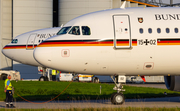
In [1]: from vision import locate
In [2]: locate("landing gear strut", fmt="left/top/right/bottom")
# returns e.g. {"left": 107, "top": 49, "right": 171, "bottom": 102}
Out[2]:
{"left": 110, "top": 75, "right": 126, "bottom": 105}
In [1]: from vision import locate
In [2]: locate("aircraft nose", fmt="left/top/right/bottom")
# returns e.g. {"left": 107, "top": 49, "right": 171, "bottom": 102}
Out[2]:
{"left": 33, "top": 46, "right": 52, "bottom": 67}
{"left": 2, "top": 45, "right": 14, "bottom": 59}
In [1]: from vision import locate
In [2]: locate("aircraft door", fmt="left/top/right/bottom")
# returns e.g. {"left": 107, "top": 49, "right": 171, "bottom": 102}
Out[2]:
{"left": 26, "top": 33, "right": 37, "bottom": 50}
{"left": 113, "top": 15, "right": 131, "bottom": 49}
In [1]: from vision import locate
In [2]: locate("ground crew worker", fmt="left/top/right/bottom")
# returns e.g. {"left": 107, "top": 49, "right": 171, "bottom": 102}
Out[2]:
{"left": 52, "top": 69, "right": 57, "bottom": 81}
{"left": 4, "top": 75, "right": 15, "bottom": 108}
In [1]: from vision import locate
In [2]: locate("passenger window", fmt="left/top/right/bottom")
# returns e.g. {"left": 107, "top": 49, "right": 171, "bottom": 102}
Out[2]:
{"left": 57, "top": 26, "right": 71, "bottom": 35}
{"left": 175, "top": 28, "right": 178, "bottom": 33}
{"left": 11, "top": 39, "right": 18, "bottom": 43}
{"left": 82, "top": 26, "right": 91, "bottom": 35}
{"left": 69, "top": 26, "right": 80, "bottom": 35}
{"left": 139, "top": 28, "right": 143, "bottom": 34}
{"left": 166, "top": 28, "right": 170, "bottom": 33}
{"left": 157, "top": 28, "right": 161, "bottom": 33}
{"left": 148, "top": 28, "right": 152, "bottom": 34}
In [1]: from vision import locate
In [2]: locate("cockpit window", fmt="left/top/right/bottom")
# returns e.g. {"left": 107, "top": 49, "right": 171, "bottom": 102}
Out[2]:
{"left": 11, "top": 39, "right": 18, "bottom": 43}
{"left": 82, "top": 26, "right": 91, "bottom": 35}
{"left": 69, "top": 26, "right": 80, "bottom": 35}
{"left": 57, "top": 26, "right": 71, "bottom": 35}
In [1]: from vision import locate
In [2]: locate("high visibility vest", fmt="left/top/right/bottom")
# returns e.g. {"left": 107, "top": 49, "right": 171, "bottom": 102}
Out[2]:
{"left": 5, "top": 79, "right": 12, "bottom": 90}
{"left": 52, "top": 70, "right": 56, "bottom": 75}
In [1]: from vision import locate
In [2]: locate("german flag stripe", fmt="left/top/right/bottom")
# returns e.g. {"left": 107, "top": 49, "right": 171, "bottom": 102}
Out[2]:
{"left": 3, "top": 45, "right": 37, "bottom": 49}
{"left": 37, "top": 39, "right": 137, "bottom": 47}
{"left": 157, "top": 39, "right": 180, "bottom": 45}
{"left": 3, "top": 39, "right": 137, "bottom": 49}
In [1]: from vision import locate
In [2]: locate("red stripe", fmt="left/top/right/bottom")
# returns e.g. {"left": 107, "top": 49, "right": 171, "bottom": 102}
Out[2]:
{"left": 39, "top": 40, "right": 138, "bottom": 47}
{"left": 4, "top": 46, "right": 26, "bottom": 49}
{"left": 132, "top": 41, "right": 137, "bottom": 43}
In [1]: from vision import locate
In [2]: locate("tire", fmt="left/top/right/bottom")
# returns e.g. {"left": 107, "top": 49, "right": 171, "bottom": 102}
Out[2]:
{"left": 39, "top": 76, "right": 46, "bottom": 81}
{"left": 1, "top": 74, "right": 7, "bottom": 80}
{"left": 94, "top": 77, "right": 99, "bottom": 83}
{"left": 112, "top": 93, "right": 125, "bottom": 105}
{"left": 110, "top": 92, "right": 117, "bottom": 104}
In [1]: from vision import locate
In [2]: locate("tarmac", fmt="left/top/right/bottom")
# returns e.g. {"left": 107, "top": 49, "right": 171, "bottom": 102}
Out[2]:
{"left": 0, "top": 96, "right": 180, "bottom": 109}
{"left": 0, "top": 84, "right": 179, "bottom": 109}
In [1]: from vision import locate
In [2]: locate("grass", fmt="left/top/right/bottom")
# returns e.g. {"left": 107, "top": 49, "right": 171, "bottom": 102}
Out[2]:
{"left": 1, "top": 108, "right": 180, "bottom": 111}
{"left": 0, "top": 81, "right": 180, "bottom": 102}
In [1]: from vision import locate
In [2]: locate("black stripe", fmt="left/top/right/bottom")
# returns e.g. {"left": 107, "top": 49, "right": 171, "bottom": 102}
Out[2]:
{"left": 45, "top": 39, "right": 99, "bottom": 42}
{"left": 45, "top": 39, "right": 137, "bottom": 43}
{"left": 158, "top": 38, "right": 180, "bottom": 41}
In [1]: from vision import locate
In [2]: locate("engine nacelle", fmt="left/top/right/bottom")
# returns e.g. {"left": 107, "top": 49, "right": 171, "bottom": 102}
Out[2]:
{"left": 164, "top": 76, "right": 180, "bottom": 91}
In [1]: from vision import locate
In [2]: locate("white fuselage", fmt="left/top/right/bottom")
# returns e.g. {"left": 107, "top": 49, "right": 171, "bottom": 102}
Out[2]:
{"left": 2, "top": 27, "right": 61, "bottom": 66}
{"left": 33, "top": 7, "right": 180, "bottom": 76}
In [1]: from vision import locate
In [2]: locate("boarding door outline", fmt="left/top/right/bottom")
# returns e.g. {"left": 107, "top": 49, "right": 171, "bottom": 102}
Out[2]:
{"left": 113, "top": 15, "right": 131, "bottom": 49}
{"left": 26, "top": 33, "right": 37, "bottom": 50}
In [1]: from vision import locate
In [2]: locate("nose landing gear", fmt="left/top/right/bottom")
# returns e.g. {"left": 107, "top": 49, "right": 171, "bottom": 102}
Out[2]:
{"left": 110, "top": 75, "right": 126, "bottom": 105}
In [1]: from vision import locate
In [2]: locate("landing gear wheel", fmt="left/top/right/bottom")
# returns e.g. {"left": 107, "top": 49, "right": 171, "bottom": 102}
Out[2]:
{"left": 110, "top": 92, "right": 117, "bottom": 103}
{"left": 112, "top": 93, "right": 124, "bottom": 105}
{"left": 39, "top": 76, "right": 48, "bottom": 81}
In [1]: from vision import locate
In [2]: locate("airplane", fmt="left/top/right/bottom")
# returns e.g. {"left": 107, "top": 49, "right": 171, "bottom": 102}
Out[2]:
{"left": 33, "top": 6, "right": 180, "bottom": 105}
{"left": 2, "top": 27, "right": 61, "bottom": 81}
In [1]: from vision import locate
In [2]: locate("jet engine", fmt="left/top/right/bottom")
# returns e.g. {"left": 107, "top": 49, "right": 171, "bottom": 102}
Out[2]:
{"left": 164, "top": 76, "right": 180, "bottom": 91}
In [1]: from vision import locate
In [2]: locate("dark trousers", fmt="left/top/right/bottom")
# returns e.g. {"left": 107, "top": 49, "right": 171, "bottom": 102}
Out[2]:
{"left": 52, "top": 75, "right": 56, "bottom": 81}
{"left": 6, "top": 90, "right": 13, "bottom": 104}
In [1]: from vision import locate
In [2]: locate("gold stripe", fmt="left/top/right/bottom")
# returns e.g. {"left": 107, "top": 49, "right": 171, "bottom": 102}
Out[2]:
{"left": 132, "top": 43, "right": 137, "bottom": 46}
